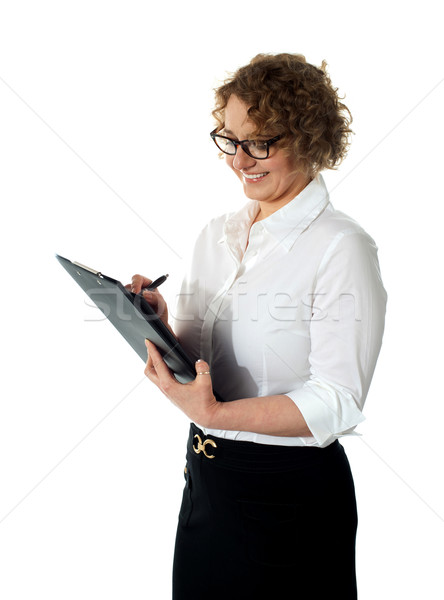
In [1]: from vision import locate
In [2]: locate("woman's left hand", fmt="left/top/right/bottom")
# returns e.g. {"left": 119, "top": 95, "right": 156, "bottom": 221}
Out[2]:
{"left": 144, "top": 339, "right": 220, "bottom": 427}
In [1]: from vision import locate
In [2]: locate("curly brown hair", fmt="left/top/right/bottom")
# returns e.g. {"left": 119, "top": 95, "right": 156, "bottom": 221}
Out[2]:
{"left": 212, "top": 53, "right": 353, "bottom": 177}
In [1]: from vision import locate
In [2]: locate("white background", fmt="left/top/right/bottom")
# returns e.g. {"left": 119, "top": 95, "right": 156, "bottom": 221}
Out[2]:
{"left": 1, "top": 1, "right": 443, "bottom": 598}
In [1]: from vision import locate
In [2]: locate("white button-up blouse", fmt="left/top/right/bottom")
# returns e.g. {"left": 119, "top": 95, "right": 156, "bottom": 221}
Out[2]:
{"left": 172, "top": 175, "right": 387, "bottom": 447}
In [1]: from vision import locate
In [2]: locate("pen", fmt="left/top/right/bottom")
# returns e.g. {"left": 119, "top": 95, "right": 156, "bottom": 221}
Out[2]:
{"left": 145, "top": 274, "right": 169, "bottom": 291}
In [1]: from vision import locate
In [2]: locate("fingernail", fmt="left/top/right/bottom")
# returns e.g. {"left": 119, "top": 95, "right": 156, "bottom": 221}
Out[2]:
{"left": 196, "top": 358, "right": 204, "bottom": 364}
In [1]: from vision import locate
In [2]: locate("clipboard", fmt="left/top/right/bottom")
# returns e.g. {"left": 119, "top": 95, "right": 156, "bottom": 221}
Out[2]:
{"left": 55, "top": 254, "right": 197, "bottom": 384}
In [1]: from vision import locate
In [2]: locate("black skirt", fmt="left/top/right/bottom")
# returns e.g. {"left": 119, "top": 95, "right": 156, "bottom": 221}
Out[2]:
{"left": 173, "top": 423, "right": 358, "bottom": 599}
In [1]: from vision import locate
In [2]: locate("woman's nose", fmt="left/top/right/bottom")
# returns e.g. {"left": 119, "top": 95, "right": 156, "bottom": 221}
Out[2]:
{"left": 232, "top": 146, "right": 256, "bottom": 171}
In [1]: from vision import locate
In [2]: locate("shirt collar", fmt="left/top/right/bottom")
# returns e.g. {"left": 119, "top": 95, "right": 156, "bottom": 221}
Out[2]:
{"left": 219, "top": 174, "right": 330, "bottom": 253}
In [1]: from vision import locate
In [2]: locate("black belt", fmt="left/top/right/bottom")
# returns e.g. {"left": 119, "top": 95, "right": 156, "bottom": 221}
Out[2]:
{"left": 186, "top": 422, "right": 341, "bottom": 473}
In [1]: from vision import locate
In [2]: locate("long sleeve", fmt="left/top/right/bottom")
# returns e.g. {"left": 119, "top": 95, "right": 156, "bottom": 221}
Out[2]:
{"left": 285, "top": 230, "right": 387, "bottom": 447}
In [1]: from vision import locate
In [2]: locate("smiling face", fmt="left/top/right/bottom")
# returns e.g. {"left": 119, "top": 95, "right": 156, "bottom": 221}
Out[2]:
{"left": 223, "top": 95, "right": 311, "bottom": 218}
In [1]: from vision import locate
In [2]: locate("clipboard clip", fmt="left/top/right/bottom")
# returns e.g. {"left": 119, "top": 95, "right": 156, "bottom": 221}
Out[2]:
{"left": 73, "top": 261, "right": 104, "bottom": 278}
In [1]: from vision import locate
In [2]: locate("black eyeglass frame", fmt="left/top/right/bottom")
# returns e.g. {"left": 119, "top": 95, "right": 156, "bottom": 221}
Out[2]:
{"left": 210, "top": 128, "right": 282, "bottom": 160}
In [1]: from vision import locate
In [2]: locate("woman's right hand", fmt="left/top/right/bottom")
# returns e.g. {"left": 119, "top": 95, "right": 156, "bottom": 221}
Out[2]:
{"left": 125, "top": 274, "right": 174, "bottom": 334}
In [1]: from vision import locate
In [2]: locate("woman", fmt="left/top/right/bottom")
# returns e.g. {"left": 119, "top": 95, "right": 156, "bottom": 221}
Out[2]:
{"left": 131, "top": 53, "right": 387, "bottom": 598}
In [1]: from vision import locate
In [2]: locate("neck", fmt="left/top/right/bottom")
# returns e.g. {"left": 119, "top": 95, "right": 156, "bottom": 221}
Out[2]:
{"left": 253, "top": 176, "right": 312, "bottom": 223}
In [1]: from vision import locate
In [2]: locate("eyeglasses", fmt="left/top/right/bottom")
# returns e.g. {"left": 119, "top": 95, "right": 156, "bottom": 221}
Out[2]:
{"left": 210, "top": 128, "right": 282, "bottom": 160}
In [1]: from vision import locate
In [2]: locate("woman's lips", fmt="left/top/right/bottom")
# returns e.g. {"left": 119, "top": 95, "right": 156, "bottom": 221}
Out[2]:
{"left": 242, "top": 171, "right": 269, "bottom": 183}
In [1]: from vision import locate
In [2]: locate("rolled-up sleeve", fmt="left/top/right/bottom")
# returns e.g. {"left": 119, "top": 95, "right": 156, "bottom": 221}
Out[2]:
{"left": 285, "top": 230, "right": 387, "bottom": 447}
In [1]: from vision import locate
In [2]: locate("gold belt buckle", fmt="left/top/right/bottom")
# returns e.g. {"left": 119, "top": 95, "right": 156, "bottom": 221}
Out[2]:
{"left": 193, "top": 434, "right": 217, "bottom": 459}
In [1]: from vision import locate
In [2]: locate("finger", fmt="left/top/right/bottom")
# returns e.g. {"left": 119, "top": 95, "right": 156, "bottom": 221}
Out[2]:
{"left": 144, "top": 343, "right": 159, "bottom": 382}
{"left": 145, "top": 340, "right": 176, "bottom": 390}
{"left": 146, "top": 343, "right": 155, "bottom": 369}
{"left": 131, "top": 274, "right": 152, "bottom": 293}
{"left": 141, "top": 290, "right": 159, "bottom": 308}
{"left": 125, "top": 283, "right": 137, "bottom": 295}
{"left": 195, "top": 358, "right": 211, "bottom": 375}
{"left": 194, "top": 359, "right": 212, "bottom": 385}
{"left": 143, "top": 290, "right": 169, "bottom": 318}
{"left": 131, "top": 275, "right": 142, "bottom": 293}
